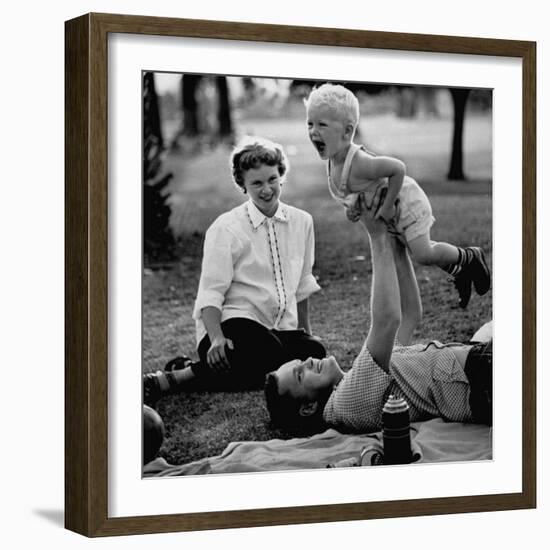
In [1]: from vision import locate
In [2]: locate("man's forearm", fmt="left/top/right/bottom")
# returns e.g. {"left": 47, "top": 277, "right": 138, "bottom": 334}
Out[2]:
{"left": 392, "top": 240, "right": 422, "bottom": 344}
{"left": 370, "top": 233, "right": 401, "bottom": 330}
{"left": 366, "top": 231, "right": 401, "bottom": 372}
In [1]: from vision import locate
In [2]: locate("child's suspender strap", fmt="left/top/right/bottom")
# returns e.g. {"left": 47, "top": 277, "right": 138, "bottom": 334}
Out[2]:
{"left": 340, "top": 143, "right": 362, "bottom": 191}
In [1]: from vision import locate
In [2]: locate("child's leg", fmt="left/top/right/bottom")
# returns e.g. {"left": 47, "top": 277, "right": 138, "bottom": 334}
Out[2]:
{"left": 407, "top": 231, "right": 491, "bottom": 309}
{"left": 407, "top": 232, "right": 461, "bottom": 269}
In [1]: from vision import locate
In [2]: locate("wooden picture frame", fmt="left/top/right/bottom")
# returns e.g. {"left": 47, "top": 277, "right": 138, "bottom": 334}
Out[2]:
{"left": 65, "top": 12, "right": 536, "bottom": 537}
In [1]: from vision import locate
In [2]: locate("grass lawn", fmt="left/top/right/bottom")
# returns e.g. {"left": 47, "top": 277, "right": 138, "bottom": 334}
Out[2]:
{"left": 144, "top": 112, "right": 492, "bottom": 467}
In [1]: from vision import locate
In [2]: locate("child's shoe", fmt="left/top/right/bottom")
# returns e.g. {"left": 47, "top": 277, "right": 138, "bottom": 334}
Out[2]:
{"left": 467, "top": 247, "right": 491, "bottom": 296}
{"left": 451, "top": 247, "right": 491, "bottom": 309}
{"left": 452, "top": 268, "right": 473, "bottom": 309}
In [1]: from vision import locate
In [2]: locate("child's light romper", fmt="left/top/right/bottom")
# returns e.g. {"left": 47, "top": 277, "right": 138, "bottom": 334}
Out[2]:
{"left": 327, "top": 143, "right": 435, "bottom": 243}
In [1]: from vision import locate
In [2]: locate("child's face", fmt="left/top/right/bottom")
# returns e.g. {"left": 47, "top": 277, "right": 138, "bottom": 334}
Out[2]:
{"left": 274, "top": 355, "right": 344, "bottom": 403}
{"left": 242, "top": 163, "right": 282, "bottom": 217}
{"left": 307, "top": 103, "right": 351, "bottom": 160}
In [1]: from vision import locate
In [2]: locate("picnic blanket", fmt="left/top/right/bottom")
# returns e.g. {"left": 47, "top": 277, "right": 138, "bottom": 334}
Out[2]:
{"left": 145, "top": 322, "right": 494, "bottom": 477}
{"left": 144, "top": 418, "right": 492, "bottom": 477}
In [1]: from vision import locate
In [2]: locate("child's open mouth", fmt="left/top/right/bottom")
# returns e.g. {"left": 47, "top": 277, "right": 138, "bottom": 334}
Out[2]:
{"left": 312, "top": 140, "right": 326, "bottom": 155}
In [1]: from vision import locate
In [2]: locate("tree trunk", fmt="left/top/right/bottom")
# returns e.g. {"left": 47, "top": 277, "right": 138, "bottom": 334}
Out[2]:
{"left": 448, "top": 88, "right": 470, "bottom": 180}
{"left": 216, "top": 76, "right": 233, "bottom": 138}
{"left": 397, "top": 87, "right": 418, "bottom": 118}
{"left": 181, "top": 74, "right": 201, "bottom": 136}
{"left": 143, "top": 72, "right": 163, "bottom": 150}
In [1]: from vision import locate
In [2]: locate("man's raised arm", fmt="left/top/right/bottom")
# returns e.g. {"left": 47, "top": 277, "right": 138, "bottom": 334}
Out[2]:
{"left": 359, "top": 193, "right": 401, "bottom": 373}
{"left": 392, "top": 238, "right": 422, "bottom": 345}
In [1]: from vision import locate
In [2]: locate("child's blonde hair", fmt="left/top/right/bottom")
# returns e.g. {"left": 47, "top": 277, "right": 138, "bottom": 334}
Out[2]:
{"left": 230, "top": 136, "right": 289, "bottom": 190}
{"left": 304, "top": 83, "right": 360, "bottom": 132}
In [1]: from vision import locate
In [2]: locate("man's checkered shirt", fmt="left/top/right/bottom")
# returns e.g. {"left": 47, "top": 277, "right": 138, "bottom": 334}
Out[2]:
{"left": 323, "top": 339, "right": 473, "bottom": 433}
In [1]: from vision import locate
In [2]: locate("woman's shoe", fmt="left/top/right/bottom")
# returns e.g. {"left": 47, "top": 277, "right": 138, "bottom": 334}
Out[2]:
{"left": 143, "top": 370, "right": 178, "bottom": 406}
{"left": 164, "top": 355, "right": 194, "bottom": 372}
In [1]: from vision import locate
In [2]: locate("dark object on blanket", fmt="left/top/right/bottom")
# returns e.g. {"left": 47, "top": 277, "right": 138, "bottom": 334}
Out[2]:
{"left": 382, "top": 395, "right": 413, "bottom": 465}
{"left": 143, "top": 405, "right": 165, "bottom": 465}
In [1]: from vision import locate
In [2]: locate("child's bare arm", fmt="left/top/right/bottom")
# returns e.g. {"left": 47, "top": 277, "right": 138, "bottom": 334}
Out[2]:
{"left": 349, "top": 154, "right": 405, "bottom": 221}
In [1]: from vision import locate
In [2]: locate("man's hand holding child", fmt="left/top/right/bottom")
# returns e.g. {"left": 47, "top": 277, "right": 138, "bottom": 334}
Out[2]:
{"left": 359, "top": 187, "right": 388, "bottom": 236}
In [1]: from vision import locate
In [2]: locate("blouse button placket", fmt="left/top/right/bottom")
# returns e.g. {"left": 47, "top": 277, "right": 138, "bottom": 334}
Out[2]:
{"left": 266, "top": 218, "right": 286, "bottom": 328}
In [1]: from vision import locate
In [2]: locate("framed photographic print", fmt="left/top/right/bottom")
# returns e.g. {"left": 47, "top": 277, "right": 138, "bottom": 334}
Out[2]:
{"left": 65, "top": 12, "right": 536, "bottom": 537}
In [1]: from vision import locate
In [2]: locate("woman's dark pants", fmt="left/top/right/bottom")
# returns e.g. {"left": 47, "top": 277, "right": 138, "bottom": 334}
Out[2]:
{"left": 190, "top": 318, "right": 326, "bottom": 391}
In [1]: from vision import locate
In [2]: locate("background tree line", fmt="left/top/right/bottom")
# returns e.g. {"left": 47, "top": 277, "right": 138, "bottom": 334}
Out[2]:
{"left": 143, "top": 73, "right": 491, "bottom": 258}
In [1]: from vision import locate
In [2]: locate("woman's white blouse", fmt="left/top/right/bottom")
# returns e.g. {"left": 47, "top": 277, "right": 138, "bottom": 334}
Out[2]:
{"left": 192, "top": 200, "right": 321, "bottom": 345}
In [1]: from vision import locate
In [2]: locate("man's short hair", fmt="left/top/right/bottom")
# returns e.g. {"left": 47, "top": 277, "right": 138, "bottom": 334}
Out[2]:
{"left": 264, "top": 372, "right": 329, "bottom": 435}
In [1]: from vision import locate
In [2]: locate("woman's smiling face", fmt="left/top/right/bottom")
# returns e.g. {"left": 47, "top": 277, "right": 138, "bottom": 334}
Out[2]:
{"left": 274, "top": 356, "right": 344, "bottom": 402}
{"left": 242, "top": 163, "right": 282, "bottom": 217}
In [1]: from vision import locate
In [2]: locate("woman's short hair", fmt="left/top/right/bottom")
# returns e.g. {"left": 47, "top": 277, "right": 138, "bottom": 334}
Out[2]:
{"left": 264, "top": 372, "right": 328, "bottom": 436}
{"left": 230, "top": 136, "right": 289, "bottom": 190}
{"left": 304, "top": 83, "right": 360, "bottom": 131}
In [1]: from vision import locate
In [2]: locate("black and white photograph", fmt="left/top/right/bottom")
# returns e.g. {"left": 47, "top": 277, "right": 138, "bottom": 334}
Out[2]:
{"left": 3, "top": 0, "right": 544, "bottom": 544}
{"left": 141, "top": 71, "right": 493, "bottom": 476}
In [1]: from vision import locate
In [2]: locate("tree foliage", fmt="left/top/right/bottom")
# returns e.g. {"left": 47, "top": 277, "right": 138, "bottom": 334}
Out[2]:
{"left": 143, "top": 72, "right": 174, "bottom": 261}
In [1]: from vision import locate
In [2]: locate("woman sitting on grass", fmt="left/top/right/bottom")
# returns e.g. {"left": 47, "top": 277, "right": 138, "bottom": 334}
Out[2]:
{"left": 265, "top": 190, "right": 492, "bottom": 435}
{"left": 144, "top": 136, "right": 326, "bottom": 405}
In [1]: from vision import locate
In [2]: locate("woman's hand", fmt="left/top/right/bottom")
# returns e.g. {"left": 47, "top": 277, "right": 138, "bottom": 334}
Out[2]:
{"left": 206, "top": 335, "right": 234, "bottom": 373}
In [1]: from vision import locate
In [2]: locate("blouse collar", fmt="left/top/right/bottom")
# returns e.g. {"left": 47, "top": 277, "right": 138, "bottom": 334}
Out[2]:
{"left": 246, "top": 200, "right": 288, "bottom": 229}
